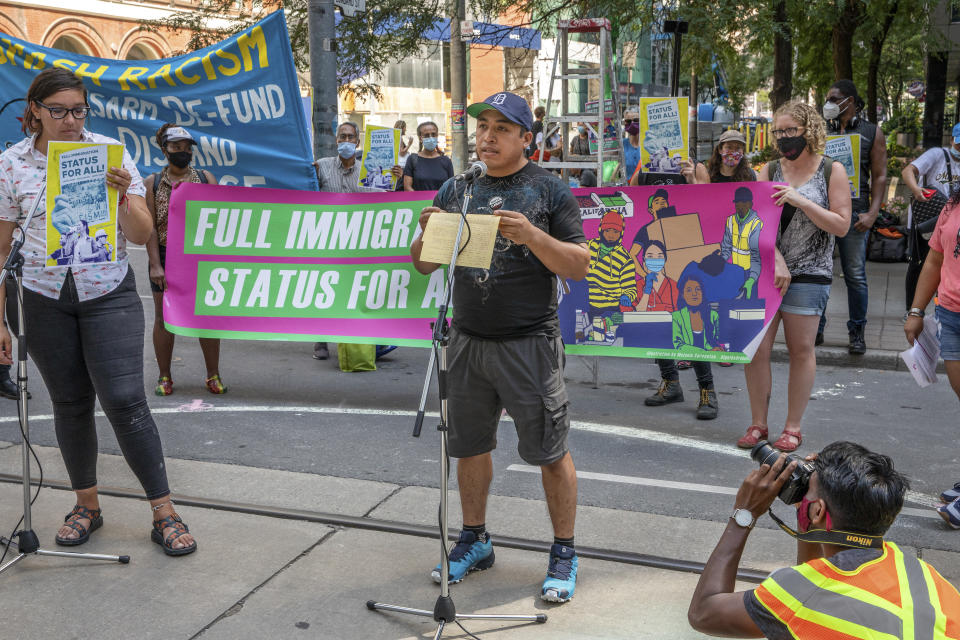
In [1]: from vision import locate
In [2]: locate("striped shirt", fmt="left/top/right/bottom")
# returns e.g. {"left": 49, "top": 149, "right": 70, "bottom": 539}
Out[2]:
{"left": 587, "top": 238, "right": 637, "bottom": 309}
{"left": 315, "top": 156, "right": 378, "bottom": 193}
{"left": 0, "top": 129, "right": 145, "bottom": 301}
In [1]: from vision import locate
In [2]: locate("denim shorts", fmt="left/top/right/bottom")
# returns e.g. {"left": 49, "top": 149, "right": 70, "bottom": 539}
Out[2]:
{"left": 937, "top": 305, "right": 960, "bottom": 361}
{"left": 780, "top": 282, "right": 831, "bottom": 316}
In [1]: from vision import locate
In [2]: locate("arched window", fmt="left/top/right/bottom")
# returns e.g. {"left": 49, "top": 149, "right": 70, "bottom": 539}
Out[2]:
{"left": 51, "top": 35, "right": 91, "bottom": 56}
{"left": 125, "top": 43, "right": 158, "bottom": 61}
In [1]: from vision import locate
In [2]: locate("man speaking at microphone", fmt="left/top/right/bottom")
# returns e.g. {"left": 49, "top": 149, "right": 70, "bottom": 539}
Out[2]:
{"left": 411, "top": 92, "right": 589, "bottom": 603}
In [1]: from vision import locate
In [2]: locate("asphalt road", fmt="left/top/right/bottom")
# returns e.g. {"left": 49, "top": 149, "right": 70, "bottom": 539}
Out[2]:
{"left": 2, "top": 245, "right": 959, "bottom": 556}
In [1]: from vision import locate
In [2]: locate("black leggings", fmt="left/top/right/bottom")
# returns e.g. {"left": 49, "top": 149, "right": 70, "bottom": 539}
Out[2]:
{"left": 905, "top": 231, "right": 931, "bottom": 310}
{"left": 656, "top": 358, "right": 714, "bottom": 389}
{"left": 22, "top": 269, "right": 170, "bottom": 499}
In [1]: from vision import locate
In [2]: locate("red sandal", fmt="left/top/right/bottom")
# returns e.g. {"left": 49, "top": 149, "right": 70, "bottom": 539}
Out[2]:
{"left": 772, "top": 429, "right": 802, "bottom": 453}
{"left": 736, "top": 425, "right": 768, "bottom": 449}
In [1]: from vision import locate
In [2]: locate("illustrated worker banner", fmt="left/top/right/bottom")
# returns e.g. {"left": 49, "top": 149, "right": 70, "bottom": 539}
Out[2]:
{"left": 563, "top": 183, "right": 783, "bottom": 363}
{"left": 825, "top": 134, "right": 861, "bottom": 198}
{"left": 165, "top": 182, "right": 783, "bottom": 361}
{"left": 0, "top": 11, "right": 316, "bottom": 191}
{"left": 45, "top": 141, "right": 122, "bottom": 266}
{"left": 639, "top": 97, "right": 689, "bottom": 174}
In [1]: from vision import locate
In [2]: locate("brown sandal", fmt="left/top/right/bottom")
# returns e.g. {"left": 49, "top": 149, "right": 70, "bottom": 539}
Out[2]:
{"left": 151, "top": 514, "right": 197, "bottom": 557}
{"left": 55, "top": 504, "right": 103, "bottom": 546}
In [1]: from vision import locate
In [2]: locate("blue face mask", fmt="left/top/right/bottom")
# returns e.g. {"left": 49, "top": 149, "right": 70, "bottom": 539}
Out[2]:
{"left": 337, "top": 142, "right": 357, "bottom": 159}
{"left": 422, "top": 137, "right": 438, "bottom": 151}
{"left": 646, "top": 258, "right": 666, "bottom": 273}
{"left": 950, "top": 146, "right": 960, "bottom": 161}
{"left": 578, "top": 126, "right": 587, "bottom": 135}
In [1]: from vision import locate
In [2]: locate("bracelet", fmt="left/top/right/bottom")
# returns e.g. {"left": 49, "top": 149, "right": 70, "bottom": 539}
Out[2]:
{"left": 907, "top": 307, "right": 925, "bottom": 318}
{"left": 151, "top": 500, "right": 173, "bottom": 512}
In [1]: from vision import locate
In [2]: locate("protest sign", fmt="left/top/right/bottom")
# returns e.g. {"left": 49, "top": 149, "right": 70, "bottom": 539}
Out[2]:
{"left": 45, "top": 141, "right": 123, "bottom": 266}
{"left": 638, "top": 97, "right": 689, "bottom": 174}
{"left": 359, "top": 125, "right": 399, "bottom": 191}
{"left": 0, "top": 11, "right": 315, "bottom": 191}
{"left": 825, "top": 134, "right": 861, "bottom": 198}
{"left": 165, "top": 182, "right": 783, "bottom": 361}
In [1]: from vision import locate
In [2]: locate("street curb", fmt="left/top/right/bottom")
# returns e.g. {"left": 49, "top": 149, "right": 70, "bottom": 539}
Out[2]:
{"left": 771, "top": 343, "right": 945, "bottom": 373}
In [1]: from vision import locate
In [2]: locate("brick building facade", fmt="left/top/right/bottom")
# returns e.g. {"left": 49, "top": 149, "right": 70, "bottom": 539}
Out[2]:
{"left": 0, "top": 0, "right": 199, "bottom": 60}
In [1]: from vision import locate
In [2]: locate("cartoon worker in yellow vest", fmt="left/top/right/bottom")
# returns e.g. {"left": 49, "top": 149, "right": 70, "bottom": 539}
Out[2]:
{"left": 720, "top": 186, "right": 763, "bottom": 299}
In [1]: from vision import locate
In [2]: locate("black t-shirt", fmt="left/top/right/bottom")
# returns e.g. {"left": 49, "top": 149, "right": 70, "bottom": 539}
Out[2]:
{"left": 404, "top": 154, "right": 454, "bottom": 191}
{"left": 713, "top": 167, "right": 758, "bottom": 183}
{"left": 432, "top": 161, "right": 586, "bottom": 339}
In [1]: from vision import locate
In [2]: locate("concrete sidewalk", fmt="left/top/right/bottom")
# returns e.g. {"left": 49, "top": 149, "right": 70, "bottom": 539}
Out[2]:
{"left": 771, "top": 258, "right": 920, "bottom": 371}
{"left": 1, "top": 443, "right": 958, "bottom": 640}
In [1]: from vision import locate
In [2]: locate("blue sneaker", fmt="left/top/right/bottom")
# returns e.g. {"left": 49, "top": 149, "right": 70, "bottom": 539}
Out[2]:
{"left": 937, "top": 498, "right": 960, "bottom": 530}
{"left": 940, "top": 483, "right": 960, "bottom": 503}
{"left": 431, "top": 531, "right": 494, "bottom": 584}
{"left": 541, "top": 544, "right": 578, "bottom": 603}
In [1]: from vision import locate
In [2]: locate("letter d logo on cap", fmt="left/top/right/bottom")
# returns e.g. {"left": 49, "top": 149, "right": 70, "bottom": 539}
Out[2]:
{"left": 492, "top": 93, "right": 507, "bottom": 105}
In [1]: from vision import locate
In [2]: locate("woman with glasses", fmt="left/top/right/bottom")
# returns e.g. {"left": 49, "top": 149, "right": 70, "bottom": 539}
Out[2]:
{"left": 0, "top": 68, "right": 197, "bottom": 556}
{"left": 737, "top": 100, "right": 851, "bottom": 453}
{"left": 905, "top": 190, "right": 960, "bottom": 527}
{"left": 622, "top": 109, "right": 642, "bottom": 180}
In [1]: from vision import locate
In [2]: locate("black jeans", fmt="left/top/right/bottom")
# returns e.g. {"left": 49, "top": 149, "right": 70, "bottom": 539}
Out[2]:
{"left": 22, "top": 269, "right": 170, "bottom": 499}
{"left": 656, "top": 358, "right": 713, "bottom": 389}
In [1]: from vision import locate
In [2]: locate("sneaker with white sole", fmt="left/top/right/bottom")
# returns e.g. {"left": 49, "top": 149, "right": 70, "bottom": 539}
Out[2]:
{"left": 431, "top": 530, "right": 494, "bottom": 584}
{"left": 541, "top": 543, "right": 578, "bottom": 603}
{"left": 940, "top": 482, "right": 960, "bottom": 504}
{"left": 937, "top": 498, "right": 960, "bottom": 530}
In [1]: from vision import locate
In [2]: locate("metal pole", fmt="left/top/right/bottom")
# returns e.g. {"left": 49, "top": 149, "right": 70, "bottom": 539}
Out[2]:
{"left": 309, "top": 0, "right": 338, "bottom": 161}
{"left": 449, "top": 0, "right": 468, "bottom": 174}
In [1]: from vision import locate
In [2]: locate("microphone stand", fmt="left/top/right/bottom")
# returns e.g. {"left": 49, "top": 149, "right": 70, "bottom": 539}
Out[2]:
{"left": 0, "top": 183, "right": 129, "bottom": 575}
{"left": 368, "top": 178, "right": 546, "bottom": 637}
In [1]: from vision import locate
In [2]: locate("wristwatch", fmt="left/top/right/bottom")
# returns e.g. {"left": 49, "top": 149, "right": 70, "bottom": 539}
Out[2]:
{"left": 731, "top": 508, "right": 756, "bottom": 529}
{"left": 907, "top": 307, "right": 925, "bottom": 318}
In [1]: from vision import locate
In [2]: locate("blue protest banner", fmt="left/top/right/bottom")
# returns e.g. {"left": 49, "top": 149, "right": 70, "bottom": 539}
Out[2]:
{"left": 0, "top": 11, "right": 317, "bottom": 191}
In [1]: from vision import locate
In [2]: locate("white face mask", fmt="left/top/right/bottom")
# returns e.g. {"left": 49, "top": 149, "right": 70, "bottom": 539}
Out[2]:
{"left": 823, "top": 96, "right": 851, "bottom": 121}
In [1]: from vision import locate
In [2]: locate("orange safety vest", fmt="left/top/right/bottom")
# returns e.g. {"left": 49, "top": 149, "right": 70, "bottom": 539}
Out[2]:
{"left": 754, "top": 541, "right": 960, "bottom": 639}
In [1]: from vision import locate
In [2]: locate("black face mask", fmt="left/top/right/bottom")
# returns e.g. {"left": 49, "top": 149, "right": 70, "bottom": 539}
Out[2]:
{"left": 776, "top": 135, "right": 807, "bottom": 161}
{"left": 168, "top": 151, "right": 193, "bottom": 169}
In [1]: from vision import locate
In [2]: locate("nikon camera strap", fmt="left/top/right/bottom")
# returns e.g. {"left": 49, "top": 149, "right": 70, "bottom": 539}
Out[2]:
{"left": 767, "top": 509, "right": 884, "bottom": 550}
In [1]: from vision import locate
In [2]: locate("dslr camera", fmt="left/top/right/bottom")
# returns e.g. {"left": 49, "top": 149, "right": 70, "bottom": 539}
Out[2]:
{"left": 750, "top": 441, "right": 815, "bottom": 505}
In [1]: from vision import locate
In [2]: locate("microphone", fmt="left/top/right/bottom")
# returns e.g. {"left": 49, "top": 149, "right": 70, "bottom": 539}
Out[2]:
{"left": 454, "top": 161, "right": 487, "bottom": 183}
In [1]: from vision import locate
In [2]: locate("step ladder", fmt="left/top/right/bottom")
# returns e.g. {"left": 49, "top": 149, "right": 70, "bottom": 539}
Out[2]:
{"left": 539, "top": 18, "right": 625, "bottom": 186}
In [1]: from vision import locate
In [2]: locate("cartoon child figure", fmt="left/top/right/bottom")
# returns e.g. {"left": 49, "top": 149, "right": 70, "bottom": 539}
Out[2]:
{"left": 586, "top": 210, "right": 637, "bottom": 326}
{"left": 719, "top": 186, "right": 763, "bottom": 298}
{"left": 672, "top": 274, "right": 724, "bottom": 354}
{"left": 636, "top": 240, "right": 678, "bottom": 312}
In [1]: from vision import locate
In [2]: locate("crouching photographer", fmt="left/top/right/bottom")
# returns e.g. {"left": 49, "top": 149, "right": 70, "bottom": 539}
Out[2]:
{"left": 688, "top": 441, "right": 960, "bottom": 638}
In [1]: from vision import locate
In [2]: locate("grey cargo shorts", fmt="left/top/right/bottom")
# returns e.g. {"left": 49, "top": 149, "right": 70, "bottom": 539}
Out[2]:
{"left": 445, "top": 328, "right": 571, "bottom": 465}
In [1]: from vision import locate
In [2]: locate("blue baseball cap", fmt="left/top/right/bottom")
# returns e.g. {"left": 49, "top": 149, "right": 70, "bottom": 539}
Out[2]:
{"left": 952, "top": 122, "right": 960, "bottom": 144}
{"left": 466, "top": 92, "right": 534, "bottom": 132}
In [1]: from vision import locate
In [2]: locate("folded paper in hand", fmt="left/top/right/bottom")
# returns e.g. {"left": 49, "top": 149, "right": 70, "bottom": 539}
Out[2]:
{"left": 419, "top": 212, "right": 500, "bottom": 269}
{"left": 900, "top": 315, "right": 940, "bottom": 387}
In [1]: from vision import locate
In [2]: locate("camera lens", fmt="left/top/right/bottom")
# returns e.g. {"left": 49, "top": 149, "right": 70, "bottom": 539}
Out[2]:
{"left": 750, "top": 441, "right": 781, "bottom": 467}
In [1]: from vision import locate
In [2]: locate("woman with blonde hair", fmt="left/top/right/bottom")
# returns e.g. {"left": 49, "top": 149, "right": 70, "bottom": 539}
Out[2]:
{"left": 737, "top": 100, "right": 851, "bottom": 452}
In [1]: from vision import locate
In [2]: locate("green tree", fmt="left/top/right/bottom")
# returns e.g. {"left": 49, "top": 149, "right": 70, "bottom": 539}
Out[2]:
{"left": 144, "top": 0, "right": 445, "bottom": 99}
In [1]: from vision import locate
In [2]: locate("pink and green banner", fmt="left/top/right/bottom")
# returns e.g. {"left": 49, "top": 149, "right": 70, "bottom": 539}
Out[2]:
{"left": 165, "top": 183, "right": 440, "bottom": 346}
{"left": 165, "top": 182, "right": 784, "bottom": 360}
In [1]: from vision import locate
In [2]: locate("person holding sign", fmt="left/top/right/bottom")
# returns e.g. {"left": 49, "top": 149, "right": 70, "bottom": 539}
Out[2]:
{"left": 410, "top": 91, "right": 588, "bottom": 603}
{"left": 0, "top": 68, "right": 197, "bottom": 556}
{"left": 145, "top": 124, "right": 223, "bottom": 397}
{"left": 819, "top": 80, "right": 887, "bottom": 354}
{"left": 739, "top": 101, "right": 851, "bottom": 453}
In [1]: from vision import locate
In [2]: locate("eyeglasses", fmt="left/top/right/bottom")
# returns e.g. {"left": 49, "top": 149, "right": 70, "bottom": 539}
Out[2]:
{"left": 624, "top": 118, "right": 639, "bottom": 124}
{"left": 35, "top": 101, "right": 89, "bottom": 120}
{"left": 771, "top": 127, "right": 802, "bottom": 139}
